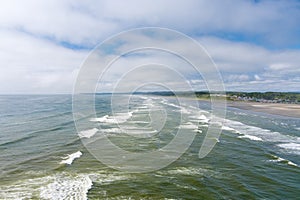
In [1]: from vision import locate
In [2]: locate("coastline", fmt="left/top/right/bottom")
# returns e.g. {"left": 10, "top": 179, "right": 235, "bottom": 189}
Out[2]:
{"left": 152, "top": 95, "right": 300, "bottom": 118}
{"left": 227, "top": 101, "right": 300, "bottom": 118}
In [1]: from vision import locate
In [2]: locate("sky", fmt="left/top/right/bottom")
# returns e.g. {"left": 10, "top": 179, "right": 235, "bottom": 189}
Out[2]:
{"left": 0, "top": 0, "right": 300, "bottom": 94}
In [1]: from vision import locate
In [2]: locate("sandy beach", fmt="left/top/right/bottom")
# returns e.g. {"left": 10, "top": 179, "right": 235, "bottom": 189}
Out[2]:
{"left": 167, "top": 96, "right": 300, "bottom": 118}
{"left": 227, "top": 101, "right": 300, "bottom": 118}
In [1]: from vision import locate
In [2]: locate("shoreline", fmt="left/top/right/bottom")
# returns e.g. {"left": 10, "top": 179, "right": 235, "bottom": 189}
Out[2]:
{"left": 153, "top": 95, "right": 300, "bottom": 118}
{"left": 227, "top": 101, "right": 300, "bottom": 118}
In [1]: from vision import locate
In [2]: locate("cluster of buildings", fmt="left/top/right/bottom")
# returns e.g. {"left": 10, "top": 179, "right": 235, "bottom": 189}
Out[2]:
{"left": 228, "top": 95, "right": 297, "bottom": 104}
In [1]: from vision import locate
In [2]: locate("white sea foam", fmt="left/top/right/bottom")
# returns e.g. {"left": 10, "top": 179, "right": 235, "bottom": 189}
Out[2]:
{"left": 222, "top": 126, "right": 236, "bottom": 132}
{"left": 60, "top": 151, "right": 82, "bottom": 165}
{"left": 99, "top": 126, "right": 157, "bottom": 137}
{"left": 90, "top": 115, "right": 109, "bottom": 122}
{"left": 287, "top": 161, "right": 298, "bottom": 167}
{"left": 189, "top": 114, "right": 210, "bottom": 123}
{"left": 233, "top": 111, "right": 248, "bottom": 116}
{"left": 238, "top": 135, "right": 263, "bottom": 141}
{"left": 102, "top": 127, "right": 123, "bottom": 133}
{"left": 278, "top": 143, "right": 300, "bottom": 151}
{"left": 178, "top": 122, "right": 198, "bottom": 130}
{"left": 269, "top": 155, "right": 298, "bottom": 167}
{"left": 40, "top": 174, "right": 92, "bottom": 200}
{"left": 277, "top": 143, "right": 300, "bottom": 155}
{"left": 142, "top": 99, "right": 155, "bottom": 108}
{"left": 90, "top": 112, "right": 133, "bottom": 124}
{"left": 79, "top": 128, "right": 98, "bottom": 138}
{"left": 163, "top": 167, "right": 210, "bottom": 176}
{"left": 222, "top": 119, "right": 300, "bottom": 149}
{"left": 138, "top": 96, "right": 148, "bottom": 100}
{"left": 128, "top": 120, "right": 149, "bottom": 124}
{"left": 158, "top": 167, "right": 223, "bottom": 178}
{"left": 123, "top": 129, "right": 157, "bottom": 135}
{"left": 120, "top": 125, "right": 152, "bottom": 130}
{"left": 136, "top": 105, "right": 148, "bottom": 109}
{"left": 0, "top": 171, "right": 135, "bottom": 200}
{"left": 0, "top": 173, "right": 92, "bottom": 200}
{"left": 199, "top": 124, "right": 209, "bottom": 127}
{"left": 161, "top": 101, "right": 182, "bottom": 109}
{"left": 180, "top": 107, "right": 191, "bottom": 114}
{"left": 196, "top": 114, "right": 209, "bottom": 120}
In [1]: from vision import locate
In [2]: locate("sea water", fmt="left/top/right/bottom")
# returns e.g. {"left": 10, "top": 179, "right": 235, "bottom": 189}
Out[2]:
{"left": 0, "top": 95, "right": 299, "bottom": 199}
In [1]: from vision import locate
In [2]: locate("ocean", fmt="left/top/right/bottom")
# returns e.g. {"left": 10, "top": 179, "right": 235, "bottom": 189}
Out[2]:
{"left": 0, "top": 95, "right": 299, "bottom": 199}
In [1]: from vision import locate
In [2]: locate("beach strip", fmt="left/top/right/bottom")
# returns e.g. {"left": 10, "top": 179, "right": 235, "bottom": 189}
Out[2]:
{"left": 227, "top": 101, "right": 300, "bottom": 118}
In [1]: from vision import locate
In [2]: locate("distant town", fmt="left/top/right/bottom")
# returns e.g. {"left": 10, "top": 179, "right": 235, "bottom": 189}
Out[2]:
{"left": 226, "top": 92, "right": 300, "bottom": 104}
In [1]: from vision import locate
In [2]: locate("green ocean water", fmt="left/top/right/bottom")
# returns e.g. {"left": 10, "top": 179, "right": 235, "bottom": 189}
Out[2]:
{"left": 0, "top": 95, "right": 299, "bottom": 199}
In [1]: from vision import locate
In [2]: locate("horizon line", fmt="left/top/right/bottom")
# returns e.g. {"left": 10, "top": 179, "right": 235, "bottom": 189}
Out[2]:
{"left": 1, "top": 91, "right": 300, "bottom": 95}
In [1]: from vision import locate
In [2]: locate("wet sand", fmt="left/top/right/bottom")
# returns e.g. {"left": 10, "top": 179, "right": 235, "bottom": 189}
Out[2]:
{"left": 227, "top": 101, "right": 300, "bottom": 118}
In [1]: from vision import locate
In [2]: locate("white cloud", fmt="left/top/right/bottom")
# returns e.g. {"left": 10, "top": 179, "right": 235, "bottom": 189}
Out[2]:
{"left": 0, "top": 0, "right": 299, "bottom": 46}
{"left": 198, "top": 36, "right": 300, "bottom": 91}
{"left": 0, "top": 29, "right": 87, "bottom": 93}
{"left": 0, "top": 0, "right": 299, "bottom": 93}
